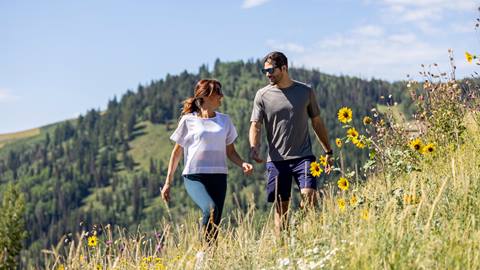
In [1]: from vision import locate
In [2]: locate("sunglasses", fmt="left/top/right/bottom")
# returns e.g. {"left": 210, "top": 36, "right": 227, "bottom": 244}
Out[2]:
{"left": 261, "top": 66, "right": 278, "bottom": 75}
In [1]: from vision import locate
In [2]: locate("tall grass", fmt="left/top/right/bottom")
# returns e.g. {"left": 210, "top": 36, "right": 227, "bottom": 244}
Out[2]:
{"left": 44, "top": 119, "right": 480, "bottom": 269}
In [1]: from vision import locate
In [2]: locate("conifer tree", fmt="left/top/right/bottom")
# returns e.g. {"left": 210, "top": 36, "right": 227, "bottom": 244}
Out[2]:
{"left": 0, "top": 184, "right": 26, "bottom": 270}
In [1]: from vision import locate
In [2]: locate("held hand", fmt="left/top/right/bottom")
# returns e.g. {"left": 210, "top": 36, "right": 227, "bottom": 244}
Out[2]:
{"left": 324, "top": 154, "right": 334, "bottom": 174}
{"left": 161, "top": 183, "right": 171, "bottom": 203}
{"left": 249, "top": 147, "right": 264, "bottom": 163}
{"left": 242, "top": 162, "right": 254, "bottom": 176}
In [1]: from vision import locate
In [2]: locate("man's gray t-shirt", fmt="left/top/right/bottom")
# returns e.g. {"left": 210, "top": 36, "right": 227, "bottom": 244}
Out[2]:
{"left": 250, "top": 80, "right": 321, "bottom": 162}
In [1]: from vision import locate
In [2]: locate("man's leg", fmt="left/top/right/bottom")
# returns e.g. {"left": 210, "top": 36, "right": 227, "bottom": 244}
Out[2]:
{"left": 293, "top": 156, "right": 319, "bottom": 210}
{"left": 274, "top": 200, "right": 289, "bottom": 237}
{"left": 266, "top": 161, "right": 292, "bottom": 236}
{"left": 300, "top": 188, "right": 317, "bottom": 209}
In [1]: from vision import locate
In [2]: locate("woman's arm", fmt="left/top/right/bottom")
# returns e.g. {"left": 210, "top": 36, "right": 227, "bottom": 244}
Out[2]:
{"left": 161, "top": 143, "right": 183, "bottom": 202}
{"left": 226, "top": 143, "right": 253, "bottom": 175}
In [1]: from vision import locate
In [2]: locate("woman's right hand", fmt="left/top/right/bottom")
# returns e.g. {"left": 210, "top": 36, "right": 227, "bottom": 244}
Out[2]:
{"left": 161, "top": 183, "right": 171, "bottom": 203}
{"left": 242, "top": 162, "right": 254, "bottom": 176}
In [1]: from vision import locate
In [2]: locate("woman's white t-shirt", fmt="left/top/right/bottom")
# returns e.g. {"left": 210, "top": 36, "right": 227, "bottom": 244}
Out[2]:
{"left": 170, "top": 112, "right": 238, "bottom": 175}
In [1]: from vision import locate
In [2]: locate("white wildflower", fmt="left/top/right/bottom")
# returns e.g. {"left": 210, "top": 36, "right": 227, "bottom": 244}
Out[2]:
{"left": 278, "top": 258, "right": 290, "bottom": 267}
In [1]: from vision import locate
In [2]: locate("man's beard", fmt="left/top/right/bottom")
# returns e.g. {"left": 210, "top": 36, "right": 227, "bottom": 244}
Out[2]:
{"left": 268, "top": 75, "right": 280, "bottom": 85}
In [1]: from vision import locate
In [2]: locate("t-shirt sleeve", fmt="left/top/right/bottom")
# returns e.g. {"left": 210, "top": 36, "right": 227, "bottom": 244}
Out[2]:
{"left": 225, "top": 116, "right": 238, "bottom": 145}
{"left": 307, "top": 87, "right": 321, "bottom": 118}
{"left": 250, "top": 91, "right": 264, "bottom": 123}
{"left": 170, "top": 116, "right": 188, "bottom": 146}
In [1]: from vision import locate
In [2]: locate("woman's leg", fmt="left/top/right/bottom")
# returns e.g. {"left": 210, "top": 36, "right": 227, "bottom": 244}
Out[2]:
{"left": 202, "top": 174, "right": 227, "bottom": 240}
{"left": 184, "top": 174, "right": 227, "bottom": 243}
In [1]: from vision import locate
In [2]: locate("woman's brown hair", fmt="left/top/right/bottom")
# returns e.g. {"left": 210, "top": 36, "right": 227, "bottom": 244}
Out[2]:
{"left": 182, "top": 79, "right": 222, "bottom": 115}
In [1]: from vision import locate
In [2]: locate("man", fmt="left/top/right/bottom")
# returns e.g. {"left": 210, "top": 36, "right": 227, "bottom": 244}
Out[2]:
{"left": 249, "top": 51, "right": 333, "bottom": 235}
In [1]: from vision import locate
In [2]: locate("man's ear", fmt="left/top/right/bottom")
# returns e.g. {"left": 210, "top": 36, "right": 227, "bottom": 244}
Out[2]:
{"left": 281, "top": 65, "right": 288, "bottom": 72}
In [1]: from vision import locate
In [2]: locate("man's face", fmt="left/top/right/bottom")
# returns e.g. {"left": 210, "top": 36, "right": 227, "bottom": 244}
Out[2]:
{"left": 263, "top": 60, "right": 283, "bottom": 85}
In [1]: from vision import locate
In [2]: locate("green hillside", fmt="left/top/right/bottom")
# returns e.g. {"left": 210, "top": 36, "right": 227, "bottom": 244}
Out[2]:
{"left": 0, "top": 128, "right": 40, "bottom": 148}
{"left": 0, "top": 123, "right": 62, "bottom": 159}
{"left": 127, "top": 121, "right": 174, "bottom": 171}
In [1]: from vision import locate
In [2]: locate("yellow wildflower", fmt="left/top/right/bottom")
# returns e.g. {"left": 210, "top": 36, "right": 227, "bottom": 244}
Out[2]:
{"left": 87, "top": 235, "right": 98, "bottom": 247}
{"left": 409, "top": 138, "right": 422, "bottom": 152}
{"left": 310, "top": 161, "right": 323, "bottom": 177}
{"left": 422, "top": 143, "right": 435, "bottom": 154}
{"left": 143, "top": 256, "right": 153, "bottom": 263}
{"left": 347, "top": 127, "right": 359, "bottom": 139}
{"left": 338, "top": 107, "right": 353, "bottom": 123}
{"left": 363, "top": 116, "right": 372, "bottom": 125}
{"left": 337, "top": 177, "right": 349, "bottom": 191}
{"left": 361, "top": 209, "right": 369, "bottom": 220}
{"left": 155, "top": 262, "right": 166, "bottom": 270}
{"left": 154, "top": 258, "right": 166, "bottom": 270}
{"left": 335, "top": 138, "right": 342, "bottom": 148}
{"left": 465, "top": 51, "right": 474, "bottom": 63}
{"left": 337, "top": 198, "right": 346, "bottom": 212}
{"left": 319, "top": 155, "right": 328, "bottom": 167}
{"left": 352, "top": 137, "right": 366, "bottom": 149}
{"left": 403, "top": 194, "right": 419, "bottom": 205}
{"left": 403, "top": 194, "right": 411, "bottom": 204}
{"left": 350, "top": 194, "right": 358, "bottom": 206}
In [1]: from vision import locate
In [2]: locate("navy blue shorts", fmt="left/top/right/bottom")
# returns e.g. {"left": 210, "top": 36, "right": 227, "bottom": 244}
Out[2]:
{"left": 266, "top": 155, "right": 318, "bottom": 203}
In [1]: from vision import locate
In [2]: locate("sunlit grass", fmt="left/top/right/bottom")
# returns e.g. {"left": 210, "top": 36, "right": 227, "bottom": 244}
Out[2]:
{"left": 45, "top": 122, "right": 480, "bottom": 269}
{"left": 0, "top": 128, "right": 40, "bottom": 149}
{"left": 127, "top": 121, "right": 174, "bottom": 171}
{"left": 0, "top": 127, "right": 40, "bottom": 142}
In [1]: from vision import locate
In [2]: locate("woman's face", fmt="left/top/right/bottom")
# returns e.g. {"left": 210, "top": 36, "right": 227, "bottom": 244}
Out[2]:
{"left": 204, "top": 91, "right": 223, "bottom": 109}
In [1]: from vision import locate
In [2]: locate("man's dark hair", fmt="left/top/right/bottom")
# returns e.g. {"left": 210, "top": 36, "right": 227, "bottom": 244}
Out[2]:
{"left": 263, "top": 51, "right": 288, "bottom": 69}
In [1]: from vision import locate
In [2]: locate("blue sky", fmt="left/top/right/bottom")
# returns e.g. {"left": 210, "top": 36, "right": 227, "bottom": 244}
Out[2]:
{"left": 1, "top": 0, "right": 477, "bottom": 133}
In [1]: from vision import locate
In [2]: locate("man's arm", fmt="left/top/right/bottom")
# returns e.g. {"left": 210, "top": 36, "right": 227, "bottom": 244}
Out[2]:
{"left": 249, "top": 121, "right": 264, "bottom": 163}
{"left": 311, "top": 115, "right": 332, "bottom": 154}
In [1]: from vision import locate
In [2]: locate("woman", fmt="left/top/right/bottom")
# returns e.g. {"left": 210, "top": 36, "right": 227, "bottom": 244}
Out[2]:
{"left": 161, "top": 79, "right": 253, "bottom": 243}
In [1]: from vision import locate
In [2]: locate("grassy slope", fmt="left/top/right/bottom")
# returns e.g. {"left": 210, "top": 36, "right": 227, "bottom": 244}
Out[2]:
{"left": 0, "top": 128, "right": 41, "bottom": 147}
{"left": 46, "top": 116, "right": 480, "bottom": 269}
{"left": 128, "top": 121, "right": 174, "bottom": 171}
{"left": 0, "top": 123, "right": 61, "bottom": 159}
{"left": 82, "top": 121, "right": 173, "bottom": 213}
{"left": 0, "top": 118, "right": 173, "bottom": 164}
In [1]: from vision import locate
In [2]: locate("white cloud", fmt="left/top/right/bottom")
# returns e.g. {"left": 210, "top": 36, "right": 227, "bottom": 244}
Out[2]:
{"left": 381, "top": 0, "right": 474, "bottom": 10}
{"left": 0, "top": 88, "right": 19, "bottom": 103}
{"left": 266, "top": 40, "right": 305, "bottom": 53}
{"left": 372, "top": 0, "right": 476, "bottom": 34}
{"left": 353, "top": 25, "right": 384, "bottom": 37}
{"left": 387, "top": 33, "right": 417, "bottom": 43}
{"left": 401, "top": 7, "right": 441, "bottom": 22}
{"left": 242, "top": 0, "right": 271, "bottom": 9}
{"left": 450, "top": 22, "right": 476, "bottom": 33}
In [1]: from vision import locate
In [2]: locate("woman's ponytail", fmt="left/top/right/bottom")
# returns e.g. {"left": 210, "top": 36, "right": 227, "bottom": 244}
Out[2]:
{"left": 182, "top": 97, "right": 199, "bottom": 115}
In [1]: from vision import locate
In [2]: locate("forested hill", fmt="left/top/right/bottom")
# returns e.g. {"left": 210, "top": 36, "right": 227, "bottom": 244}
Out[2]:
{"left": 0, "top": 59, "right": 410, "bottom": 266}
